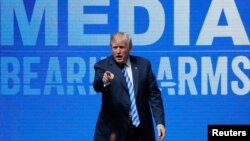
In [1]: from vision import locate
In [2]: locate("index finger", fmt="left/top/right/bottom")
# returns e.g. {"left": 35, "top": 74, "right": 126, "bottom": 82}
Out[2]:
{"left": 106, "top": 71, "right": 111, "bottom": 76}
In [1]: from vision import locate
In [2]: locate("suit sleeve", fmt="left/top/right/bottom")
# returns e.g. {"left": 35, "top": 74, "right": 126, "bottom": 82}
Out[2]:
{"left": 147, "top": 61, "right": 165, "bottom": 126}
{"left": 93, "top": 63, "right": 106, "bottom": 92}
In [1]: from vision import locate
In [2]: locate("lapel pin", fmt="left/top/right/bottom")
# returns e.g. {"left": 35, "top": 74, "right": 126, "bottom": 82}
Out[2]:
{"left": 134, "top": 67, "right": 138, "bottom": 69}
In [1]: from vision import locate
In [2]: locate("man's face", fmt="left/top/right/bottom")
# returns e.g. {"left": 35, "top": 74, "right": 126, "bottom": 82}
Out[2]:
{"left": 111, "top": 40, "right": 130, "bottom": 64}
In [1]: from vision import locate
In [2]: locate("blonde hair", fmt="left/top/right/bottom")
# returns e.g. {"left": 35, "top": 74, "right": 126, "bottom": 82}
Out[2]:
{"left": 110, "top": 32, "right": 132, "bottom": 49}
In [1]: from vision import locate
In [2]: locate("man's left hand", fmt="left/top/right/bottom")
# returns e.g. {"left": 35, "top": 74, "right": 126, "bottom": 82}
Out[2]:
{"left": 157, "top": 124, "right": 166, "bottom": 141}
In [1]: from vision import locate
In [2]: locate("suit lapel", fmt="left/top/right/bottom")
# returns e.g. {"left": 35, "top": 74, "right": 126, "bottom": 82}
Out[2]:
{"left": 108, "top": 57, "right": 128, "bottom": 92}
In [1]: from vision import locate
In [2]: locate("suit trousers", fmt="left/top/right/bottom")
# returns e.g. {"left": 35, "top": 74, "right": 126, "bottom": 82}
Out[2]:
{"left": 125, "top": 117, "right": 142, "bottom": 141}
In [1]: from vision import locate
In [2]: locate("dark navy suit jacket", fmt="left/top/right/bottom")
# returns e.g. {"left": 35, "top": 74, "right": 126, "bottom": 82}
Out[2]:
{"left": 93, "top": 55, "right": 165, "bottom": 141}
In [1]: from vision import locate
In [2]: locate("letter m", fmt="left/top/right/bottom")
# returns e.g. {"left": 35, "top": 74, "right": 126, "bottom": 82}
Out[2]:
{"left": 1, "top": 0, "right": 57, "bottom": 45}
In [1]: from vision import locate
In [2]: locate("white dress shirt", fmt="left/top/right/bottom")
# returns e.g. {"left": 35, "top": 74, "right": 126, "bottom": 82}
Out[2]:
{"left": 124, "top": 57, "right": 134, "bottom": 86}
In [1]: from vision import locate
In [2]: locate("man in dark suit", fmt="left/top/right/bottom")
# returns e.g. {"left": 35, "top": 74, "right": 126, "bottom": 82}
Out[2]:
{"left": 93, "top": 32, "right": 166, "bottom": 141}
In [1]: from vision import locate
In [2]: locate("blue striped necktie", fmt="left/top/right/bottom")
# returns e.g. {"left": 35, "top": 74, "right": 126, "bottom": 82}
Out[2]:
{"left": 121, "top": 65, "right": 140, "bottom": 127}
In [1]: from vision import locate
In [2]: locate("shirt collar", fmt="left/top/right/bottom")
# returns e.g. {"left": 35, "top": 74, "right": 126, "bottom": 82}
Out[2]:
{"left": 125, "top": 57, "right": 131, "bottom": 68}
